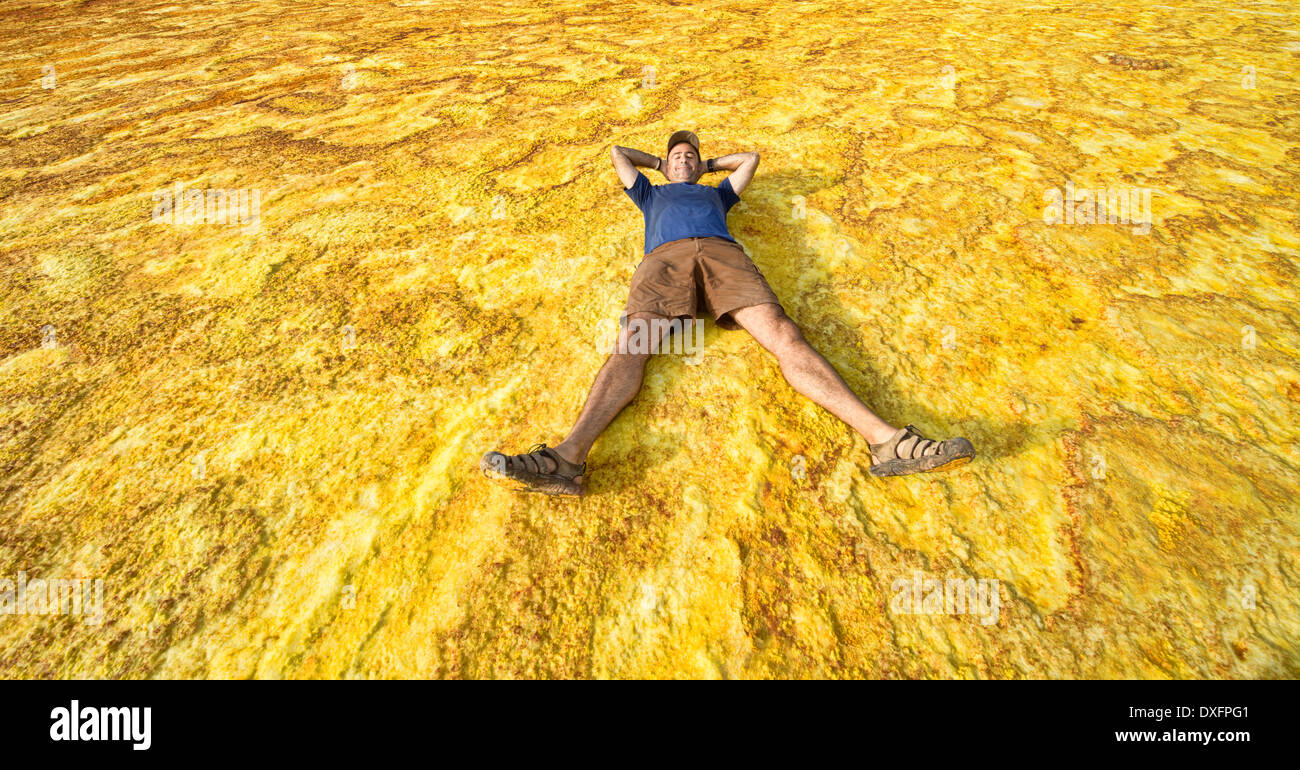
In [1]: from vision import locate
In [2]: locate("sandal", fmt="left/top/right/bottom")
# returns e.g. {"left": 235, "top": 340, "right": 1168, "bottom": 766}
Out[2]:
{"left": 480, "top": 442, "right": 587, "bottom": 496}
{"left": 868, "top": 424, "right": 974, "bottom": 477}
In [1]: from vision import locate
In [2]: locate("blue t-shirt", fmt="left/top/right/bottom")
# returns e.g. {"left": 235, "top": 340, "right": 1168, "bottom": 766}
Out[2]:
{"left": 623, "top": 172, "right": 741, "bottom": 255}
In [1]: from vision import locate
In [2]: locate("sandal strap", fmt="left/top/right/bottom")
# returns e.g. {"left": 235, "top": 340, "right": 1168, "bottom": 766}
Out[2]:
{"left": 515, "top": 442, "right": 549, "bottom": 475}
{"left": 536, "top": 446, "right": 566, "bottom": 476}
{"left": 897, "top": 425, "right": 940, "bottom": 459}
{"left": 538, "top": 446, "right": 586, "bottom": 477}
{"left": 512, "top": 443, "right": 584, "bottom": 478}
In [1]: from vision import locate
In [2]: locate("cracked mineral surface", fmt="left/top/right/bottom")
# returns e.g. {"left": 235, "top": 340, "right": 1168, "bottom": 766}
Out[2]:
{"left": 0, "top": 0, "right": 1297, "bottom": 678}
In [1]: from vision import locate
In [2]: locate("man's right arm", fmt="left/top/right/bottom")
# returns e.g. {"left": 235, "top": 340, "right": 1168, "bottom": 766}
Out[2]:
{"left": 611, "top": 146, "right": 661, "bottom": 189}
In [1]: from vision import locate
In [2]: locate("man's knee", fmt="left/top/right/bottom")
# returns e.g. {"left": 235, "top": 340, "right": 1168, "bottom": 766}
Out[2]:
{"left": 776, "top": 316, "right": 806, "bottom": 349}
{"left": 762, "top": 309, "right": 807, "bottom": 356}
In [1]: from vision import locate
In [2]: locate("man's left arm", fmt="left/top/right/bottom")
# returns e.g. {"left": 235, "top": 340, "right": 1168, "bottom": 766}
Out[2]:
{"left": 705, "top": 152, "right": 760, "bottom": 196}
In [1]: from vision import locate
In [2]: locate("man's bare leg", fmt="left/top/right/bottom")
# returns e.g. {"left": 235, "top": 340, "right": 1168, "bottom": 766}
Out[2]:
{"left": 728, "top": 303, "right": 899, "bottom": 445}
{"left": 547, "top": 312, "right": 675, "bottom": 470}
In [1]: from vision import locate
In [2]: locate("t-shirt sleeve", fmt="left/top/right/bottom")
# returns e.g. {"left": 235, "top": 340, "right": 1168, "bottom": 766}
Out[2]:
{"left": 718, "top": 177, "right": 740, "bottom": 211}
{"left": 623, "top": 171, "right": 652, "bottom": 211}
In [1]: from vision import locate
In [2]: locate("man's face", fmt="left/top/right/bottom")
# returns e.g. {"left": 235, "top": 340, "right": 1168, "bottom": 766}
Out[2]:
{"left": 666, "top": 142, "right": 702, "bottom": 183}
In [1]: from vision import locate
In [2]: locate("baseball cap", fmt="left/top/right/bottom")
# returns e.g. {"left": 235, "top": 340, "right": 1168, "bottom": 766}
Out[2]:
{"left": 666, "top": 130, "right": 700, "bottom": 159}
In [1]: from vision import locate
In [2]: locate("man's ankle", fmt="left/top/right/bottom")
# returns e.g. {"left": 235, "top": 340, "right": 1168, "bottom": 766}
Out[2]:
{"left": 553, "top": 443, "right": 585, "bottom": 467}
{"left": 866, "top": 425, "right": 900, "bottom": 446}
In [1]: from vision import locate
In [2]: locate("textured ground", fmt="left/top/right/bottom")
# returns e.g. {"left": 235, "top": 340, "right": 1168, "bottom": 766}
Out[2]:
{"left": 1, "top": 0, "right": 1298, "bottom": 678}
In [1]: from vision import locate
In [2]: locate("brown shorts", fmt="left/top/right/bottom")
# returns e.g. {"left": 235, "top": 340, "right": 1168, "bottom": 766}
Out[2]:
{"left": 620, "top": 236, "right": 784, "bottom": 332}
